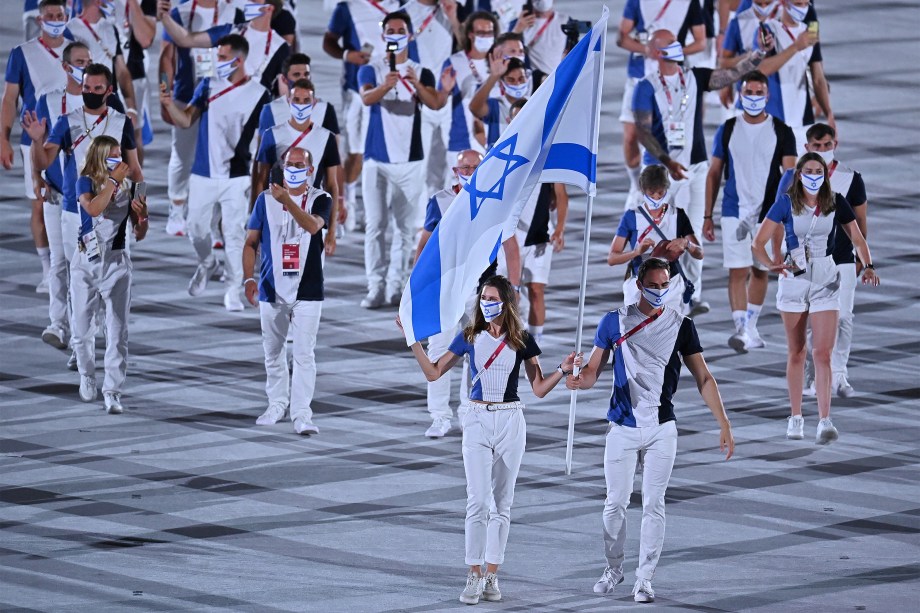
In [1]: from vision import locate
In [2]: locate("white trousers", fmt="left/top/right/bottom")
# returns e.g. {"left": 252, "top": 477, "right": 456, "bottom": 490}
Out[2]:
{"left": 426, "top": 326, "right": 456, "bottom": 420}
{"left": 187, "top": 174, "right": 249, "bottom": 289}
{"left": 603, "top": 420, "right": 677, "bottom": 581}
{"left": 462, "top": 407, "right": 527, "bottom": 566}
{"left": 421, "top": 104, "right": 451, "bottom": 193}
{"left": 361, "top": 159, "right": 425, "bottom": 294}
{"left": 167, "top": 105, "right": 197, "bottom": 203}
{"left": 43, "top": 202, "right": 69, "bottom": 331}
{"left": 670, "top": 161, "right": 708, "bottom": 301}
{"left": 62, "top": 210, "right": 80, "bottom": 264}
{"left": 70, "top": 250, "right": 132, "bottom": 393}
{"left": 259, "top": 300, "right": 323, "bottom": 421}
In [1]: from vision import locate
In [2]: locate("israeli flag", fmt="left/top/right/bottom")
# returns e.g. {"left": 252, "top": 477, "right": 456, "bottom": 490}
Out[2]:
{"left": 399, "top": 7, "right": 609, "bottom": 345}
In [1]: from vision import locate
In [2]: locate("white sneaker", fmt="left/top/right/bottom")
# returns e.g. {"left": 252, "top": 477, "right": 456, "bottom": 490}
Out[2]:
{"left": 816, "top": 417, "right": 839, "bottom": 445}
{"left": 41, "top": 325, "right": 68, "bottom": 349}
{"left": 223, "top": 289, "right": 244, "bottom": 312}
{"left": 593, "top": 566, "right": 624, "bottom": 594}
{"left": 633, "top": 578, "right": 655, "bottom": 603}
{"left": 481, "top": 573, "right": 501, "bottom": 602}
{"left": 744, "top": 328, "right": 766, "bottom": 349}
{"left": 728, "top": 330, "right": 750, "bottom": 353}
{"left": 165, "top": 205, "right": 186, "bottom": 236}
{"left": 459, "top": 572, "right": 484, "bottom": 605}
{"left": 360, "top": 289, "right": 384, "bottom": 309}
{"left": 79, "top": 375, "right": 97, "bottom": 402}
{"left": 36, "top": 277, "right": 49, "bottom": 294}
{"left": 293, "top": 416, "right": 319, "bottom": 435}
{"left": 425, "top": 418, "right": 451, "bottom": 438}
{"left": 67, "top": 351, "right": 78, "bottom": 371}
{"left": 104, "top": 392, "right": 123, "bottom": 414}
{"left": 188, "top": 258, "right": 219, "bottom": 297}
{"left": 836, "top": 377, "right": 856, "bottom": 398}
{"left": 256, "top": 404, "right": 286, "bottom": 425}
{"left": 787, "top": 415, "right": 804, "bottom": 440}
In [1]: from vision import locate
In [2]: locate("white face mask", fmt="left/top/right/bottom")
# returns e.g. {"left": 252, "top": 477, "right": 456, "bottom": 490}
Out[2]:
{"left": 479, "top": 299, "right": 503, "bottom": 322}
{"left": 644, "top": 192, "right": 668, "bottom": 211}
{"left": 68, "top": 64, "right": 85, "bottom": 85}
{"left": 289, "top": 102, "right": 312, "bottom": 123}
{"left": 815, "top": 149, "right": 835, "bottom": 165}
{"left": 243, "top": 3, "right": 266, "bottom": 22}
{"left": 752, "top": 1, "right": 778, "bottom": 19}
{"left": 105, "top": 157, "right": 121, "bottom": 171}
{"left": 456, "top": 173, "right": 472, "bottom": 185}
{"left": 283, "top": 166, "right": 310, "bottom": 187}
{"left": 639, "top": 284, "right": 670, "bottom": 308}
{"left": 658, "top": 41, "right": 684, "bottom": 63}
{"left": 800, "top": 173, "right": 824, "bottom": 194}
{"left": 473, "top": 35, "right": 494, "bottom": 53}
{"left": 384, "top": 34, "right": 409, "bottom": 54}
{"left": 215, "top": 58, "right": 237, "bottom": 80}
{"left": 741, "top": 94, "right": 767, "bottom": 116}
{"left": 532, "top": 0, "right": 554, "bottom": 11}
{"left": 502, "top": 79, "right": 529, "bottom": 100}
{"left": 785, "top": 2, "right": 809, "bottom": 23}
{"left": 41, "top": 20, "right": 68, "bottom": 38}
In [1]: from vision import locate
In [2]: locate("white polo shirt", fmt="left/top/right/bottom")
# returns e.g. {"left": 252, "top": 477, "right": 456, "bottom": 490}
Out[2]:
{"left": 403, "top": 0, "right": 454, "bottom": 74}
{"left": 255, "top": 121, "right": 341, "bottom": 191}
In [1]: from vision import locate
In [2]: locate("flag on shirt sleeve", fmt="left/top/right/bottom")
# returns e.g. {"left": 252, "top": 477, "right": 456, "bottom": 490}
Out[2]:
{"left": 398, "top": 7, "right": 609, "bottom": 346}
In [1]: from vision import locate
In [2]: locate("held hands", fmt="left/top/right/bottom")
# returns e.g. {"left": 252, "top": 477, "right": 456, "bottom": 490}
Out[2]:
{"left": 21, "top": 110, "right": 47, "bottom": 143}
{"left": 110, "top": 162, "right": 130, "bottom": 183}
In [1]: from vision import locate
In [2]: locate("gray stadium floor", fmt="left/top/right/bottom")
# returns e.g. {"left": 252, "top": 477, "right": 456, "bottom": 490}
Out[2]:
{"left": 2, "top": 2, "right": 919, "bottom": 611}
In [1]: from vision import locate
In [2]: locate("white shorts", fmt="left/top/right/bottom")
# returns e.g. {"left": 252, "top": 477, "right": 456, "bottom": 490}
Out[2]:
{"left": 520, "top": 239, "right": 554, "bottom": 285}
{"left": 619, "top": 77, "right": 638, "bottom": 123}
{"left": 776, "top": 255, "right": 840, "bottom": 314}
{"left": 132, "top": 77, "right": 149, "bottom": 128}
{"left": 342, "top": 88, "right": 367, "bottom": 156}
{"left": 20, "top": 143, "right": 36, "bottom": 199}
{"left": 722, "top": 216, "right": 771, "bottom": 271}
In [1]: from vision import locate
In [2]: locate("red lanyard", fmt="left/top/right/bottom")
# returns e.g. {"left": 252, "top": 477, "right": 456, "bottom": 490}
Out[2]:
{"left": 241, "top": 27, "right": 273, "bottom": 60}
{"left": 416, "top": 7, "right": 438, "bottom": 34}
{"left": 38, "top": 37, "right": 61, "bottom": 59}
{"left": 72, "top": 110, "right": 108, "bottom": 150}
{"left": 780, "top": 22, "right": 798, "bottom": 44}
{"left": 281, "top": 124, "right": 312, "bottom": 160}
{"left": 615, "top": 310, "right": 662, "bottom": 348}
{"left": 367, "top": 0, "right": 390, "bottom": 15}
{"left": 397, "top": 72, "right": 416, "bottom": 96}
{"left": 650, "top": 0, "right": 674, "bottom": 26}
{"left": 529, "top": 13, "right": 555, "bottom": 46}
{"left": 465, "top": 52, "right": 483, "bottom": 85}
{"left": 208, "top": 76, "right": 249, "bottom": 103}
{"left": 827, "top": 160, "right": 838, "bottom": 178}
{"left": 189, "top": 0, "right": 220, "bottom": 27}
{"left": 658, "top": 69, "right": 689, "bottom": 118}
{"left": 79, "top": 17, "right": 102, "bottom": 43}
{"left": 637, "top": 204, "right": 668, "bottom": 244}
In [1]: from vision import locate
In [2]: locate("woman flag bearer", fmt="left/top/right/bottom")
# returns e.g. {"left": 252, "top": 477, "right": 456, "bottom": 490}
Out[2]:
{"left": 72, "top": 135, "right": 148, "bottom": 414}
{"left": 752, "top": 152, "right": 879, "bottom": 445}
{"left": 399, "top": 274, "right": 578, "bottom": 605}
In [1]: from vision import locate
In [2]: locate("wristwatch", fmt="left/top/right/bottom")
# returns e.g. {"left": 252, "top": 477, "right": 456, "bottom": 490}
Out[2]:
{"left": 556, "top": 364, "right": 571, "bottom": 376}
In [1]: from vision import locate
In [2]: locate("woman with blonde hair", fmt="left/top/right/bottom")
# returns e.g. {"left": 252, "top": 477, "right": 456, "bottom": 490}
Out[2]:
{"left": 72, "top": 135, "right": 148, "bottom": 414}
{"left": 400, "top": 274, "right": 578, "bottom": 605}
{"left": 753, "top": 153, "right": 878, "bottom": 445}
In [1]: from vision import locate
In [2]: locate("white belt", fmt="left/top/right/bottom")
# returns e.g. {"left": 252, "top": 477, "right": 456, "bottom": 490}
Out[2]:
{"left": 472, "top": 401, "right": 525, "bottom": 412}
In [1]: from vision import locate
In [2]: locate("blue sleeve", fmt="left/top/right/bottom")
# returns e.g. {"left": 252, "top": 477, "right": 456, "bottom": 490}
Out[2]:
{"left": 766, "top": 194, "right": 792, "bottom": 224}
{"left": 423, "top": 196, "right": 442, "bottom": 232}
{"left": 776, "top": 168, "right": 794, "bottom": 198}
{"left": 723, "top": 18, "right": 742, "bottom": 53}
{"left": 75, "top": 176, "right": 93, "bottom": 198}
{"left": 436, "top": 58, "right": 452, "bottom": 91}
{"left": 206, "top": 23, "right": 233, "bottom": 46}
{"left": 593, "top": 312, "right": 621, "bottom": 350}
{"left": 632, "top": 79, "right": 655, "bottom": 113}
{"left": 5, "top": 47, "right": 24, "bottom": 85}
{"left": 448, "top": 331, "right": 472, "bottom": 356}
{"left": 357, "top": 65, "right": 376, "bottom": 88}
{"left": 247, "top": 194, "right": 266, "bottom": 231}
{"left": 615, "top": 210, "right": 635, "bottom": 239}
{"left": 258, "top": 105, "right": 274, "bottom": 133}
{"left": 48, "top": 116, "right": 70, "bottom": 148}
{"left": 35, "top": 95, "right": 50, "bottom": 124}
{"left": 712, "top": 123, "right": 726, "bottom": 159}
{"left": 190, "top": 79, "right": 209, "bottom": 110}
{"left": 623, "top": 0, "right": 640, "bottom": 21}
{"left": 483, "top": 97, "right": 500, "bottom": 122}
{"left": 256, "top": 129, "right": 276, "bottom": 164}
{"left": 327, "top": 2, "right": 350, "bottom": 36}
{"left": 163, "top": 7, "right": 180, "bottom": 43}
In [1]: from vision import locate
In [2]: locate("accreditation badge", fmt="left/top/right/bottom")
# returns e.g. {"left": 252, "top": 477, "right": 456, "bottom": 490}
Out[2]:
{"left": 281, "top": 243, "right": 300, "bottom": 276}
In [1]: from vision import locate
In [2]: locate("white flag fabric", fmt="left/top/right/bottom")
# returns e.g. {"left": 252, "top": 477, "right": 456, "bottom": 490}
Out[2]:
{"left": 399, "top": 7, "right": 609, "bottom": 346}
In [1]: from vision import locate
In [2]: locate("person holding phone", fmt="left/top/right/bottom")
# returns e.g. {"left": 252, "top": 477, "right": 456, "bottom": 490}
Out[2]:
{"left": 400, "top": 274, "right": 578, "bottom": 605}
{"left": 242, "top": 146, "right": 331, "bottom": 435}
{"left": 71, "top": 135, "right": 148, "bottom": 414}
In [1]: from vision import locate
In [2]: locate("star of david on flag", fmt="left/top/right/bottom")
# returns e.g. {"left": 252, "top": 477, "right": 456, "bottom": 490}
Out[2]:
{"left": 399, "top": 7, "right": 609, "bottom": 345}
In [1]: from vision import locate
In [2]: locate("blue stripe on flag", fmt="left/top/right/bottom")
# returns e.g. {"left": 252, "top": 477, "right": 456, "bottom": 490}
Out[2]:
{"left": 545, "top": 143, "right": 596, "bottom": 183}
{"left": 488, "top": 232, "right": 502, "bottom": 263}
{"left": 541, "top": 31, "right": 592, "bottom": 146}
{"left": 409, "top": 225, "right": 444, "bottom": 340}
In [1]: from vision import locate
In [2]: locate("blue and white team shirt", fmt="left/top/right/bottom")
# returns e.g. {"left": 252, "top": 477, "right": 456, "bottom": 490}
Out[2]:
{"left": 189, "top": 77, "right": 271, "bottom": 178}
{"left": 439, "top": 50, "right": 493, "bottom": 153}
{"left": 358, "top": 59, "right": 435, "bottom": 163}
{"left": 258, "top": 97, "right": 340, "bottom": 135}
{"left": 509, "top": 11, "right": 569, "bottom": 76}
{"left": 422, "top": 185, "right": 461, "bottom": 232}
{"left": 448, "top": 331, "right": 542, "bottom": 403}
{"left": 33, "top": 89, "right": 84, "bottom": 196}
{"left": 48, "top": 107, "right": 135, "bottom": 213}
{"left": 404, "top": 0, "right": 455, "bottom": 74}
{"left": 615, "top": 203, "right": 694, "bottom": 278}
{"left": 255, "top": 122, "right": 341, "bottom": 191}
{"left": 594, "top": 304, "right": 703, "bottom": 427}
{"left": 763, "top": 13, "right": 822, "bottom": 128}
{"left": 480, "top": 94, "right": 515, "bottom": 152}
{"left": 776, "top": 164, "right": 867, "bottom": 265}
{"left": 622, "top": 0, "right": 704, "bottom": 79}
{"left": 766, "top": 192, "right": 856, "bottom": 258}
{"left": 74, "top": 175, "right": 132, "bottom": 254}
{"left": 4, "top": 36, "right": 72, "bottom": 146}
{"left": 632, "top": 67, "right": 714, "bottom": 168}
{"left": 722, "top": 4, "right": 785, "bottom": 119}
{"left": 247, "top": 187, "right": 332, "bottom": 304}
{"left": 66, "top": 16, "right": 123, "bottom": 77}
{"left": 711, "top": 115, "right": 796, "bottom": 220}
{"left": 164, "top": 0, "right": 239, "bottom": 104}
{"left": 205, "top": 23, "right": 290, "bottom": 93}
{"left": 327, "top": 0, "right": 401, "bottom": 93}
